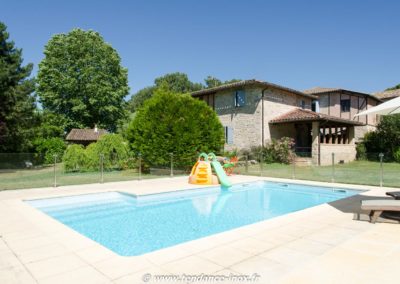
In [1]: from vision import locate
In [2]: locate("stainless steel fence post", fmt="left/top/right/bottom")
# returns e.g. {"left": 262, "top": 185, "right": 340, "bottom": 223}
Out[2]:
{"left": 379, "top": 153, "right": 384, "bottom": 187}
{"left": 292, "top": 157, "right": 296, "bottom": 179}
{"left": 100, "top": 154, "right": 104, "bottom": 184}
{"left": 245, "top": 154, "right": 249, "bottom": 174}
{"left": 170, "top": 153, "right": 174, "bottom": 177}
{"left": 53, "top": 154, "right": 57, "bottom": 187}
{"left": 331, "top": 152, "right": 335, "bottom": 183}
{"left": 138, "top": 153, "right": 142, "bottom": 181}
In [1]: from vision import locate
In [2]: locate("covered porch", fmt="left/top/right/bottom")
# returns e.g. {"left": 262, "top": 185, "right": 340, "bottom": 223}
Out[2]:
{"left": 269, "top": 109, "right": 365, "bottom": 166}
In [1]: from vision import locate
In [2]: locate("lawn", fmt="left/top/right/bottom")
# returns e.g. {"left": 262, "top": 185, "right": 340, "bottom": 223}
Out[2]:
{"left": 0, "top": 164, "right": 169, "bottom": 190}
{"left": 235, "top": 160, "right": 399, "bottom": 188}
{"left": 1, "top": 160, "right": 398, "bottom": 190}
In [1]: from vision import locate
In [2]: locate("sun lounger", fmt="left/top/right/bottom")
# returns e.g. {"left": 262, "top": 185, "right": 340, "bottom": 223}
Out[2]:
{"left": 361, "top": 199, "right": 400, "bottom": 223}
{"left": 386, "top": 191, "right": 400, "bottom": 200}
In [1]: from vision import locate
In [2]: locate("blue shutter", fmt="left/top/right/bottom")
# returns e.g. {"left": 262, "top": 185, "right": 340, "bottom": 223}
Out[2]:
{"left": 227, "top": 127, "right": 234, "bottom": 144}
{"left": 235, "top": 91, "right": 246, "bottom": 107}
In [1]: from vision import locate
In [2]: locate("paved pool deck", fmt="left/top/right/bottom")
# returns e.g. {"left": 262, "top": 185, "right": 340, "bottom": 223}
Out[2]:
{"left": 0, "top": 176, "right": 399, "bottom": 284}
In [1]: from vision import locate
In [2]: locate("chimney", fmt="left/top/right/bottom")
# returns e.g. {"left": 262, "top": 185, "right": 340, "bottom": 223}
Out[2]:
{"left": 94, "top": 124, "right": 98, "bottom": 133}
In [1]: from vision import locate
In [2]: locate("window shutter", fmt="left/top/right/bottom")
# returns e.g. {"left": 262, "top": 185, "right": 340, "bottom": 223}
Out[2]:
{"left": 227, "top": 127, "right": 234, "bottom": 144}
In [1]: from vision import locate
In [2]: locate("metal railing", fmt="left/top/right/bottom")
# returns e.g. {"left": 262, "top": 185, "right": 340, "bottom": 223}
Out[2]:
{"left": 0, "top": 151, "right": 398, "bottom": 190}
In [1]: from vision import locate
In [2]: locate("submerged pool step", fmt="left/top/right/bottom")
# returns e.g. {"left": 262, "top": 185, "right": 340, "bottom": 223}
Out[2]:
{"left": 46, "top": 201, "right": 136, "bottom": 219}
{"left": 51, "top": 204, "right": 138, "bottom": 224}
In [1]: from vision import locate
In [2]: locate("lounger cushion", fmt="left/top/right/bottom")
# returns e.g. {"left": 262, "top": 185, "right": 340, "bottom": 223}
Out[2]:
{"left": 381, "top": 211, "right": 400, "bottom": 221}
{"left": 361, "top": 200, "right": 400, "bottom": 211}
{"left": 386, "top": 191, "right": 400, "bottom": 200}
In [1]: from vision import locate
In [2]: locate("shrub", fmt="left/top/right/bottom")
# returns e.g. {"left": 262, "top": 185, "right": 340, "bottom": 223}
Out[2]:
{"left": 363, "top": 114, "right": 400, "bottom": 160}
{"left": 223, "top": 149, "right": 238, "bottom": 158}
{"left": 265, "top": 137, "right": 295, "bottom": 164}
{"left": 63, "top": 144, "right": 87, "bottom": 172}
{"left": 96, "top": 134, "right": 129, "bottom": 170}
{"left": 356, "top": 143, "right": 367, "bottom": 160}
{"left": 34, "top": 137, "right": 66, "bottom": 164}
{"left": 126, "top": 87, "right": 224, "bottom": 167}
{"left": 63, "top": 134, "right": 132, "bottom": 172}
{"left": 247, "top": 138, "right": 295, "bottom": 164}
{"left": 85, "top": 143, "right": 101, "bottom": 171}
{"left": 394, "top": 148, "right": 400, "bottom": 163}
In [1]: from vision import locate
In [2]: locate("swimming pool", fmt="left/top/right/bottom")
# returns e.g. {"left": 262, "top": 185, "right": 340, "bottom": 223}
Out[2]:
{"left": 26, "top": 181, "right": 360, "bottom": 256}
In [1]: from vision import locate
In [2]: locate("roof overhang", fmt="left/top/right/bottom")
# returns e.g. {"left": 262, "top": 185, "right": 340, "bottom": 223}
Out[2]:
{"left": 270, "top": 108, "right": 365, "bottom": 127}
{"left": 191, "top": 79, "right": 317, "bottom": 99}
{"left": 304, "top": 88, "right": 382, "bottom": 103}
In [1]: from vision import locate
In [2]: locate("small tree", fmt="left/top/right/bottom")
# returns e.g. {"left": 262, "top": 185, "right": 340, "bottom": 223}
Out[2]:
{"left": 63, "top": 144, "right": 87, "bottom": 172}
{"left": 96, "top": 134, "right": 129, "bottom": 170}
{"left": 126, "top": 88, "right": 224, "bottom": 167}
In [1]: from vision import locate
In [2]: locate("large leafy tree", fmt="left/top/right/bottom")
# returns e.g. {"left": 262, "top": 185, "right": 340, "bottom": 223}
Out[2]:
{"left": 128, "top": 73, "right": 241, "bottom": 112}
{"left": 154, "top": 72, "right": 203, "bottom": 93}
{"left": 0, "top": 22, "right": 36, "bottom": 152}
{"left": 128, "top": 72, "right": 202, "bottom": 112}
{"left": 127, "top": 86, "right": 155, "bottom": 113}
{"left": 37, "top": 29, "right": 129, "bottom": 131}
{"left": 126, "top": 87, "right": 224, "bottom": 167}
{"left": 204, "top": 76, "right": 241, "bottom": 88}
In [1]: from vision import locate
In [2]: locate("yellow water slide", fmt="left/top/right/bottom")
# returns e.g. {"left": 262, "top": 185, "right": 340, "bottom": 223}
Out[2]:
{"left": 189, "top": 160, "right": 213, "bottom": 185}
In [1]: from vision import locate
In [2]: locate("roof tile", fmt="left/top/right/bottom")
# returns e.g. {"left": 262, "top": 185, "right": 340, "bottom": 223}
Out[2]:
{"left": 270, "top": 108, "right": 364, "bottom": 126}
{"left": 66, "top": 128, "right": 108, "bottom": 141}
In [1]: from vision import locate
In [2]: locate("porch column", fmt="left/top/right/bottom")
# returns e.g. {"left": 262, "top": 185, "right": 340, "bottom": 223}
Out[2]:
{"left": 311, "top": 121, "right": 320, "bottom": 166}
{"left": 348, "top": 126, "right": 355, "bottom": 144}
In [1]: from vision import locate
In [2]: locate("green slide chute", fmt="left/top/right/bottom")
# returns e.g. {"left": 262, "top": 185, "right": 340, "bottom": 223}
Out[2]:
{"left": 208, "top": 153, "right": 232, "bottom": 187}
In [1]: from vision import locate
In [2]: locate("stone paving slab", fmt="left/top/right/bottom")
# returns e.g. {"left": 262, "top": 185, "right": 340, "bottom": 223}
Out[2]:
{"left": 0, "top": 176, "right": 398, "bottom": 283}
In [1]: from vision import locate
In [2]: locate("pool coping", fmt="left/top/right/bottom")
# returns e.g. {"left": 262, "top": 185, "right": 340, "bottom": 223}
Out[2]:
{"left": 1, "top": 175, "right": 399, "bottom": 283}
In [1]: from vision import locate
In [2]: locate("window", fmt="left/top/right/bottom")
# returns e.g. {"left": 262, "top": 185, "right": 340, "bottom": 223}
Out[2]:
{"left": 340, "top": 99, "right": 350, "bottom": 112}
{"left": 311, "top": 100, "right": 320, "bottom": 112}
{"left": 224, "top": 126, "right": 234, "bottom": 144}
{"left": 234, "top": 90, "right": 246, "bottom": 107}
{"left": 300, "top": 100, "right": 306, "bottom": 109}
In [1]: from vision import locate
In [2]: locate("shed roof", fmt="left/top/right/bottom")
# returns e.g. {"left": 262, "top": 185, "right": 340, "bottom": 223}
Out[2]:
{"left": 191, "top": 79, "right": 317, "bottom": 99}
{"left": 270, "top": 108, "right": 365, "bottom": 126}
{"left": 66, "top": 128, "right": 108, "bottom": 141}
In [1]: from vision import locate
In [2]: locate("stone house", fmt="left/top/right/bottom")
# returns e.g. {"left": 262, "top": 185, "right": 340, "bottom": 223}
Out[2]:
{"left": 191, "top": 80, "right": 381, "bottom": 166}
{"left": 303, "top": 87, "right": 381, "bottom": 141}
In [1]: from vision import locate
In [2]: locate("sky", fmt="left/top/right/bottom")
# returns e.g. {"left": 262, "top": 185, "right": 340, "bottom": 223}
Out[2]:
{"left": 2, "top": 0, "right": 400, "bottom": 98}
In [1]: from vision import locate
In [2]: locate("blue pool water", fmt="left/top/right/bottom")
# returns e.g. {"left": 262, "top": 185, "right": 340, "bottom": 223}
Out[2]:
{"left": 26, "top": 181, "right": 360, "bottom": 256}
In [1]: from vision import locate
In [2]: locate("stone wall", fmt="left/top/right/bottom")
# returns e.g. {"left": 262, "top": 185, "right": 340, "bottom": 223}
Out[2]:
{"left": 214, "top": 87, "right": 262, "bottom": 151}
{"left": 263, "top": 89, "right": 311, "bottom": 144}
{"left": 318, "top": 144, "right": 357, "bottom": 166}
{"left": 214, "top": 86, "right": 312, "bottom": 151}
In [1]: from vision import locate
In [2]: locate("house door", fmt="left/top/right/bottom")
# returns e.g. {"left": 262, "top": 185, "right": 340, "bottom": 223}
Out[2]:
{"left": 295, "top": 123, "right": 312, "bottom": 154}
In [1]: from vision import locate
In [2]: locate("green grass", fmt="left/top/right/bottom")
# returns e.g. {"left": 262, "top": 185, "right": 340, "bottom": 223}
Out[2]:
{"left": 0, "top": 164, "right": 168, "bottom": 190}
{"left": 1, "top": 160, "right": 399, "bottom": 190}
{"left": 236, "top": 160, "right": 400, "bottom": 188}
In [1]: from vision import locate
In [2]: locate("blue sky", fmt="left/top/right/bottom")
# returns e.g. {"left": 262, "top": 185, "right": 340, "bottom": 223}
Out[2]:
{"left": 2, "top": 0, "right": 400, "bottom": 97}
